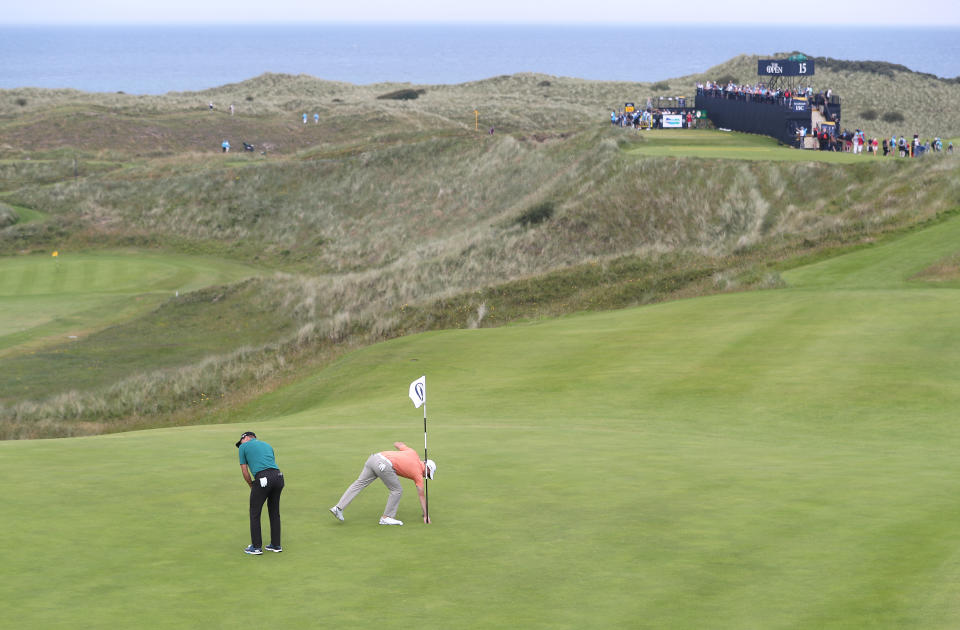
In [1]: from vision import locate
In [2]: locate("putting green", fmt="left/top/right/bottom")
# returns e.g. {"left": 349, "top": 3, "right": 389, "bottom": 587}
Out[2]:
{"left": 625, "top": 129, "right": 875, "bottom": 163}
{"left": 5, "top": 217, "right": 960, "bottom": 627}
{"left": 0, "top": 250, "right": 264, "bottom": 355}
{"left": 7, "top": 203, "right": 47, "bottom": 224}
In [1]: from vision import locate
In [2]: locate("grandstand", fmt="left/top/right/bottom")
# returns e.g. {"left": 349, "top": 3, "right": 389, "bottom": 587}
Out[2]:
{"left": 695, "top": 56, "right": 842, "bottom": 147}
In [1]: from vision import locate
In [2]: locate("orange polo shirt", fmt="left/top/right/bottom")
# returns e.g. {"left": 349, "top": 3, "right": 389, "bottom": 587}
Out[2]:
{"left": 380, "top": 445, "right": 425, "bottom": 488}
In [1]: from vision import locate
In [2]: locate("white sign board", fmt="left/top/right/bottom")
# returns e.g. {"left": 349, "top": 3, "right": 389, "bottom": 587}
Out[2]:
{"left": 662, "top": 114, "right": 683, "bottom": 128}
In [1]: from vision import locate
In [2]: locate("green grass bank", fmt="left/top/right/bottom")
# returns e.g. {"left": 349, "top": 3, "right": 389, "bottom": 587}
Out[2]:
{"left": 5, "top": 213, "right": 960, "bottom": 627}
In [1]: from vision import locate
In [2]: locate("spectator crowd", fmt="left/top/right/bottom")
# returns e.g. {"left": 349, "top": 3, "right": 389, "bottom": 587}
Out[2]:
{"left": 818, "top": 129, "right": 952, "bottom": 156}
{"left": 696, "top": 81, "right": 838, "bottom": 109}
{"left": 610, "top": 107, "right": 699, "bottom": 130}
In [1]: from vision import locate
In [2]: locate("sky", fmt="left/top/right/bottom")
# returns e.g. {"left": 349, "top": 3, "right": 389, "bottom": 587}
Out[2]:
{"left": 2, "top": 0, "right": 958, "bottom": 26}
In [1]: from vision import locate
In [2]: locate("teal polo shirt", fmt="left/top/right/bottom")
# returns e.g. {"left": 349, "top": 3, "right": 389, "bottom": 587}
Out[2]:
{"left": 238, "top": 439, "right": 277, "bottom": 475}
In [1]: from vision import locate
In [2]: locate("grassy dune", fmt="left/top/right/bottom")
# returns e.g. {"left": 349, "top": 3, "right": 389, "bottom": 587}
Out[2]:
{"left": 2, "top": 55, "right": 959, "bottom": 153}
{"left": 1, "top": 60, "right": 959, "bottom": 438}
{"left": 5, "top": 213, "right": 960, "bottom": 627}
{"left": 1, "top": 125, "right": 958, "bottom": 436}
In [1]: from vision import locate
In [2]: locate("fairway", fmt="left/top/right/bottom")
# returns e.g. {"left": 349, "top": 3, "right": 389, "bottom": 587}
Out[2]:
{"left": 0, "top": 251, "right": 265, "bottom": 355}
{"left": 625, "top": 129, "right": 876, "bottom": 163}
{"left": 6, "top": 216, "right": 960, "bottom": 627}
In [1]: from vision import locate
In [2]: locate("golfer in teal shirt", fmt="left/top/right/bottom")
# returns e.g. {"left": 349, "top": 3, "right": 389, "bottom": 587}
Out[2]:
{"left": 236, "top": 431, "right": 284, "bottom": 554}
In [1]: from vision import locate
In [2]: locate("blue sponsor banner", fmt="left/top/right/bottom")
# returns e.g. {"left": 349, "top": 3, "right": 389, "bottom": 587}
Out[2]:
{"left": 792, "top": 99, "right": 808, "bottom": 112}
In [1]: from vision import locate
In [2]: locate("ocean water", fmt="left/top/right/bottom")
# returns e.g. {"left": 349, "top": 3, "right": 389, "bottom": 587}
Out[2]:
{"left": 1, "top": 24, "right": 958, "bottom": 94}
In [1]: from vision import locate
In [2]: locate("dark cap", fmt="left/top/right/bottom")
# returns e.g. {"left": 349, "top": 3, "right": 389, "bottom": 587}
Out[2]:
{"left": 235, "top": 431, "right": 256, "bottom": 448}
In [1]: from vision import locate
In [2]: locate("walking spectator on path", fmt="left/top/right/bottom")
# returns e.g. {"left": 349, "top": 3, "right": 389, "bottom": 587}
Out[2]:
{"left": 236, "top": 431, "right": 284, "bottom": 554}
{"left": 314, "top": 112, "right": 319, "bottom": 124}
{"left": 230, "top": 104, "right": 234, "bottom": 116}
{"left": 221, "top": 140, "right": 230, "bottom": 153}
{"left": 302, "top": 113, "right": 307, "bottom": 124}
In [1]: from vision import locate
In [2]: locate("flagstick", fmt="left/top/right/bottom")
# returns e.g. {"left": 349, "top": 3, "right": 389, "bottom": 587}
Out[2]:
{"left": 408, "top": 375, "right": 429, "bottom": 524}
{"left": 423, "top": 396, "right": 429, "bottom": 524}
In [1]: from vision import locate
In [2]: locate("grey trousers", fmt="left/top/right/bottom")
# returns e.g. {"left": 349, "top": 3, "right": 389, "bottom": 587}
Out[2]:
{"left": 337, "top": 453, "right": 404, "bottom": 518}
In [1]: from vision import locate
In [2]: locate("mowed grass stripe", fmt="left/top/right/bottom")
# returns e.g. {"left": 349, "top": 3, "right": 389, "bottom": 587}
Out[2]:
{"left": 12, "top": 255, "right": 40, "bottom": 296}
{"left": 0, "top": 252, "right": 264, "bottom": 297}
{"left": 0, "top": 251, "right": 265, "bottom": 357}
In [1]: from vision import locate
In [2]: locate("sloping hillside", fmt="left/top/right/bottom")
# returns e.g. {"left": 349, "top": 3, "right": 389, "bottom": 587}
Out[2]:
{"left": 1, "top": 61, "right": 959, "bottom": 438}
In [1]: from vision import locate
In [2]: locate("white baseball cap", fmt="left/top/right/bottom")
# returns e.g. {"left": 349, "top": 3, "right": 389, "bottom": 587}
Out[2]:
{"left": 425, "top": 459, "right": 437, "bottom": 480}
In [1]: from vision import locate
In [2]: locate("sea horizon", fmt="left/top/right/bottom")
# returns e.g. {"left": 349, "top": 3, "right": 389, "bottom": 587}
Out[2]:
{"left": 1, "top": 23, "right": 958, "bottom": 94}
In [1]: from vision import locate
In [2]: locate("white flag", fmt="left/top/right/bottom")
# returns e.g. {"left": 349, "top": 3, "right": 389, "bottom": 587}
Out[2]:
{"left": 409, "top": 375, "right": 426, "bottom": 408}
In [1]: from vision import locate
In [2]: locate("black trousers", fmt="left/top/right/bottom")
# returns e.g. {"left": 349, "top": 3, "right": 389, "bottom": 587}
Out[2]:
{"left": 249, "top": 468, "right": 284, "bottom": 548}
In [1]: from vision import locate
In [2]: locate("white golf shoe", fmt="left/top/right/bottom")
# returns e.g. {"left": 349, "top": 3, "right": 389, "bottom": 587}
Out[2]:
{"left": 329, "top": 506, "right": 344, "bottom": 522}
{"left": 378, "top": 516, "right": 403, "bottom": 525}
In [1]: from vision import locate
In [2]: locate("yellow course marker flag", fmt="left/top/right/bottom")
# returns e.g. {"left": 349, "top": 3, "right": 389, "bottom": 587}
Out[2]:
{"left": 52, "top": 251, "right": 58, "bottom": 257}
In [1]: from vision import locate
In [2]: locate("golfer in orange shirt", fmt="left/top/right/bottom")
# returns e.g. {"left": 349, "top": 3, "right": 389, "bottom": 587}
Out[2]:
{"left": 330, "top": 442, "right": 436, "bottom": 525}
